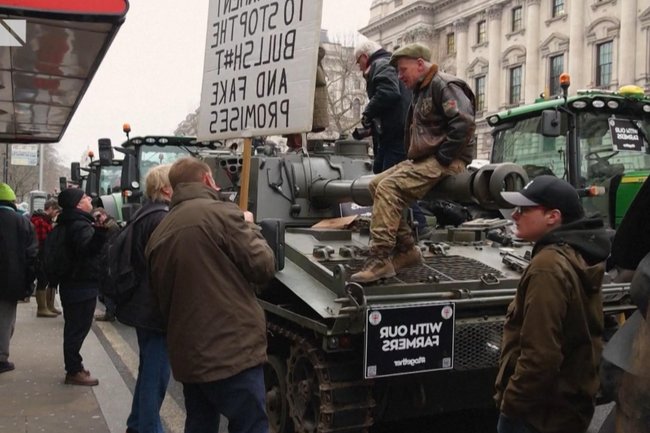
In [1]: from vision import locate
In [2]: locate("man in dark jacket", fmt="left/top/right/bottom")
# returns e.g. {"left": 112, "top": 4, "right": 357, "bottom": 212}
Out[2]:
{"left": 354, "top": 40, "right": 428, "bottom": 238}
{"left": 354, "top": 40, "right": 410, "bottom": 173}
{"left": 0, "top": 183, "right": 37, "bottom": 374}
{"left": 146, "top": 158, "right": 275, "bottom": 433}
{"left": 116, "top": 164, "right": 172, "bottom": 433}
{"left": 351, "top": 42, "right": 476, "bottom": 283}
{"left": 55, "top": 188, "right": 109, "bottom": 386}
{"left": 495, "top": 176, "right": 610, "bottom": 433}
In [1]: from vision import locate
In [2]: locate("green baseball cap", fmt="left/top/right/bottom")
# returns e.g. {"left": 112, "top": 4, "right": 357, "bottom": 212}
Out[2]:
{"left": 389, "top": 43, "right": 431, "bottom": 66}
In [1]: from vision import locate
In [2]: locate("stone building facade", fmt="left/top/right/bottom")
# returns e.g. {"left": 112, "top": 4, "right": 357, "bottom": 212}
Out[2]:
{"left": 360, "top": 0, "right": 650, "bottom": 158}
{"left": 320, "top": 31, "right": 369, "bottom": 139}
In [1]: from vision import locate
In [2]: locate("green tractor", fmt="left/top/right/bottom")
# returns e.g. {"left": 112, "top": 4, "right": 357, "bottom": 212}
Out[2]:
{"left": 70, "top": 139, "right": 124, "bottom": 220}
{"left": 116, "top": 133, "right": 224, "bottom": 221}
{"left": 488, "top": 78, "right": 650, "bottom": 228}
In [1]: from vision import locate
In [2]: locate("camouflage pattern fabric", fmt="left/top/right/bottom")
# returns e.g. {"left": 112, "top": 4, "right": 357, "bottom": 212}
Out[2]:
{"left": 368, "top": 155, "right": 465, "bottom": 252}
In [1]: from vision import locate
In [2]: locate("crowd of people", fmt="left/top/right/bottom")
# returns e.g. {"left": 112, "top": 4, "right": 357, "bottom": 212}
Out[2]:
{"left": 0, "top": 41, "right": 648, "bottom": 433}
{"left": 0, "top": 154, "right": 276, "bottom": 433}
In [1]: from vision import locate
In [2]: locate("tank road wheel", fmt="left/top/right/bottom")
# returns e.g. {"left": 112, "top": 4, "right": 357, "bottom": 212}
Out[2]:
{"left": 286, "top": 345, "right": 321, "bottom": 433}
{"left": 265, "top": 355, "right": 293, "bottom": 433}
{"left": 271, "top": 322, "right": 374, "bottom": 433}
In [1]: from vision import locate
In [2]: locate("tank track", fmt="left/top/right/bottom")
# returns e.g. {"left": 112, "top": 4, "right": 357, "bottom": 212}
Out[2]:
{"left": 268, "top": 321, "right": 375, "bottom": 433}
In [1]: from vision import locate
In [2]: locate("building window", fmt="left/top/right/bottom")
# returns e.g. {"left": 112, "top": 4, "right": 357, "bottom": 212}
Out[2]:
{"left": 511, "top": 7, "right": 523, "bottom": 32}
{"left": 447, "top": 32, "right": 455, "bottom": 54}
{"left": 477, "top": 21, "right": 486, "bottom": 44}
{"left": 552, "top": 0, "right": 564, "bottom": 18}
{"left": 509, "top": 66, "right": 522, "bottom": 105}
{"left": 475, "top": 76, "right": 486, "bottom": 112}
{"left": 549, "top": 54, "right": 564, "bottom": 96}
{"left": 596, "top": 41, "right": 612, "bottom": 87}
{"left": 394, "top": 0, "right": 402, "bottom": 6}
{"left": 352, "top": 98, "right": 361, "bottom": 119}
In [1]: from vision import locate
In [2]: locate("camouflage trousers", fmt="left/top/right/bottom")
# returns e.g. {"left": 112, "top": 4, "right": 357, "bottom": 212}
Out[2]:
{"left": 368, "top": 155, "right": 465, "bottom": 253}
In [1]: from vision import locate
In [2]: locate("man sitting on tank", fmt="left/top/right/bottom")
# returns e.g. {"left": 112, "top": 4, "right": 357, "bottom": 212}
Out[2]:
{"left": 350, "top": 42, "right": 476, "bottom": 283}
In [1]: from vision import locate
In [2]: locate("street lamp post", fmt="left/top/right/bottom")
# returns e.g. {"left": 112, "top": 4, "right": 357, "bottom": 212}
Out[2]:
{"left": 3, "top": 143, "right": 8, "bottom": 183}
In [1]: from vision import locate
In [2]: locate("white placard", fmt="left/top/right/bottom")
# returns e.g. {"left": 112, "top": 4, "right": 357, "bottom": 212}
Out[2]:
{"left": 11, "top": 144, "right": 38, "bottom": 166}
{"left": 198, "top": 0, "right": 323, "bottom": 140}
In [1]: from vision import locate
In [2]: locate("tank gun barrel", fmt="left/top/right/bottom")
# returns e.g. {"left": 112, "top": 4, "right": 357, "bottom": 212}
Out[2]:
{"left": 310, "top": 176, "right": 374, "bottom": 207}
{"left": 309, "top": 163, "right": 528, "bottom": 210}
{"left": 427, "top": 163, "right": 528, "bottom": 209}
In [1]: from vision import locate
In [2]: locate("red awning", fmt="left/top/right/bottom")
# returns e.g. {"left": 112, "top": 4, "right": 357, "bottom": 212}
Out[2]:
{"left": 0, "top": 1, "right": 129, "bottom": 143}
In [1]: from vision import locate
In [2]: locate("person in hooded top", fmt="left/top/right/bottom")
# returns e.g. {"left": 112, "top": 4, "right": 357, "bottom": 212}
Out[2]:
{"left": 494, "top": 175, "right": 611, "bottom": 433}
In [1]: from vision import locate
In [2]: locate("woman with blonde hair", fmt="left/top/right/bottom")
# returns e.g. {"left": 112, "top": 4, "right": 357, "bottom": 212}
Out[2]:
{"left": 115, "top": 164, "right": 173, "bottom": 433}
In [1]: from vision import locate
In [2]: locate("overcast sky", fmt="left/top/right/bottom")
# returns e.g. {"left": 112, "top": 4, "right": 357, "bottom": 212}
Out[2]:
{"left": 56, "top": 0, "right": 373, "bottom": 164}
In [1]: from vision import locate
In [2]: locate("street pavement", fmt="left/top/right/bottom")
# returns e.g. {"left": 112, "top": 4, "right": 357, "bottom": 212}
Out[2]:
{"left": 1, "top": 298, "right": 615, "bottom": 433}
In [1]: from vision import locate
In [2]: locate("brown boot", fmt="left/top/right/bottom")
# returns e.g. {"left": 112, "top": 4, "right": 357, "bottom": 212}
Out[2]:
{"left": 351, "top": 252, "right": 396, "bottom": 283}
{"left": 36, "top": 291, "right": 57, "bottom": 317}
{"left": 65, "top": 370, "right": 99, "bottom": 386}
{"left": 46, "top": 286, "right": 62, "bottom": 315}
{"left": 392, "top": 246, "right": 423, "bottom": 272}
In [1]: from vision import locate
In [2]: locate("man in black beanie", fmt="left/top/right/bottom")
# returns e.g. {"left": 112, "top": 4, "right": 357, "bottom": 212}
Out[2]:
{"left": 53, "top": 188, "right": 108, "bottom": 386}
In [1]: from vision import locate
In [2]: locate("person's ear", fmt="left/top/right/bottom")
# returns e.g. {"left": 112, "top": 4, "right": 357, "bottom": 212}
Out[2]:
{"left": 202, "top": 172, "right": 212, "bottom": 187}
{"left": 546, "top": 209, "right": 563, "bottom": 226}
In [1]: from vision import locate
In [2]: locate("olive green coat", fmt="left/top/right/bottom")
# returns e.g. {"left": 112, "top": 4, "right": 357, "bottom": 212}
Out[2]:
{"left": 146, "top": 183, "right": 275, "bottom": 383}
{"left": 495, "top": 219, "right": 610, "bottom": 433}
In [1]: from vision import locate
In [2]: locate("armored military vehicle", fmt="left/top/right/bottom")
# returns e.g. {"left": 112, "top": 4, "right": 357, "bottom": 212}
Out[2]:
{"left": 203, "top": 140, "right": 632, "bottom": 433}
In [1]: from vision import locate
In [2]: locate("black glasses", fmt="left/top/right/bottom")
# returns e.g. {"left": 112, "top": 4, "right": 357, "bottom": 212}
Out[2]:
{"left": 513, "top": 206, "right": 541, "bottom": 216}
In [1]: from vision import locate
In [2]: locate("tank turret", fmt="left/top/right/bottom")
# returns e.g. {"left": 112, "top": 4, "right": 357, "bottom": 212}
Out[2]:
{"left": 209, "top": 146, "right": 528, "bottom": 223}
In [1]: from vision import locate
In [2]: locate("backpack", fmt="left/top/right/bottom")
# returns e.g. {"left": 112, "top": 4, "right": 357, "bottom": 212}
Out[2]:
{"left": 43, "top": 224, "right": 74, "bottom": 285}
{"left": 100, "top": 204, "right": 168, "bottom": 305}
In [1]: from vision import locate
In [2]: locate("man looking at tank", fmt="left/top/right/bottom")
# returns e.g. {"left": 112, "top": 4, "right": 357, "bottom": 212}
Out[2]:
{"left": 495, "top": 176, "right": 610, "bottom": 433}
{"left": 116, "top": 164, "right": 172, "bottom": 433}
{"left": 55, "top": 188, "right": 109, "bottom": 386}
{"left": 351, "top": 42, "right": 476, "bottom": 283}
{"left": 146, "top": 158, "right": 275, "bottom": 433}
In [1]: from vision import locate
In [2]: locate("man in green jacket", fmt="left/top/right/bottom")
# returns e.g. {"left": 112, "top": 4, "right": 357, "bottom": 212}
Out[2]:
{"left": 495, "top": 175, "right": 610, "bottom": 433}
{"left": 350, "top": 42, "right": 476, "bottom": 283}
{"left": 146, "top": 157, "right": 275, "bottom": 433}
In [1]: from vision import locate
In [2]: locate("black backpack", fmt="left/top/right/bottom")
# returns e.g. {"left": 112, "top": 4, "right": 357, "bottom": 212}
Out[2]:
{"left": 43, "top": 224, "right": 74, "bottom": 285}
{"left": 100, "top": 204, "right": 168, "bottom": 305}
